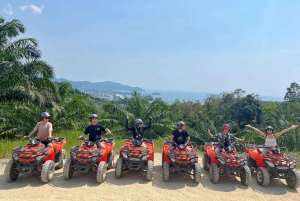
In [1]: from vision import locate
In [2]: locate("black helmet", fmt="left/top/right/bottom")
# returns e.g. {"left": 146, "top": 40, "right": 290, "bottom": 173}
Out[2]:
{"left": 41, "top": 112, "right": 50, "bottom": 118}
{"left": 135, "top": 119, "right": 143, "bottom": 124}
{"left": 90, "top": 114, "right": 98, "bottom": 119}
{"left": 177, "top": 121, "right": 185, "bottom": 126}
{"left": 265, "top": 125, "right": 274, "bottom": 131}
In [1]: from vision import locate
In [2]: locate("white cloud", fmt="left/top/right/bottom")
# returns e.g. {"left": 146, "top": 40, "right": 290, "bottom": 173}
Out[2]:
{"left": 20, "top": 5, "right": 28, "bottom": 11}
{"left": 28, "top": 5, "right": 44, "bottom": 15}
{"left": 3, "top": 4, "right": 14, "bottom": 15}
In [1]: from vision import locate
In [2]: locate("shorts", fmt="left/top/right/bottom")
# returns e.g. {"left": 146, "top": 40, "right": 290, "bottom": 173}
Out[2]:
{"left": 41, "top": 138, "right": 53, "bottom": 147}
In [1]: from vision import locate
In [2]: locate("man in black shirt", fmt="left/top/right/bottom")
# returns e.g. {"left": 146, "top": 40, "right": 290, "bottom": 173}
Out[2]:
{"left": 126, "top": 116, "right": 152, "bottom": 148}
{"left": 79, "top": 114, "right": 111, "bottom": 148}
{"left": 171, "top": 121, "right": 190, "bottom": 150}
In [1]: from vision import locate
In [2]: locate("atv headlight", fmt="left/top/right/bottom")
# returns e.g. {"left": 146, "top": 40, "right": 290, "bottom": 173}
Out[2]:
{"left": 289, "top": 162, "right": 296, "bottom": 169}
{"left": 91, "top": 156, "right": 99, "bottom": 162}
{"left": 35, "top": 155, "right": 44, "bottom": 161}
{"left": 169, "top": 156, "right": 176, "bottom": 163}
{"left": 121, "top": 152, "right": 128, "bottom": 159}
{"left": 218, "top": 159, "right": 226, "bottom": 165}
{"left": 190, "top": 157, "right": 197, "bottom": 163}
{"left": 71, "top": 152, "right": 77, "bottom": 159}
{"left": 12, "top": 153, "right": 18, "bottom": 160}
{"left": 142, "top": 154, "right": 149, "bottom": 161}
{"left": 265, "top": 160, "right": 275, "bottom": 168}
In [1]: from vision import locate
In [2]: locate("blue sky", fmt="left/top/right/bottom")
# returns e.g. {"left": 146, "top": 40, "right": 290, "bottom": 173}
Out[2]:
{"left": 2, "top": 1, "right": 300, "bottom": 97}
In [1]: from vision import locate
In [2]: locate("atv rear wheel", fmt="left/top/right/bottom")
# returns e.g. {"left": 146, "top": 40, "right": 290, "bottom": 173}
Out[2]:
{"left": 115, "top": 158, "right": 123, "bottom": 178}
{"left": 240, "top": 165, "right": 251, "bottom": 186}
{"left": 209, "top": 163, "right": 219, "bottom": 184}
{"left": 107, "top": 151, "right": 115, "bottom": 170}
{"left": 286, "top": 169, "right": 300, "bottom": 189}
{"left": 256, "top": 167, "right": 269, "bottom": 187}
{"left": 4, "top": 160, "right": 19, "bottom": 182}
{"left": 146, "top": 160, "right": 154, "bottom": 181}
{"left": 97, "top": 161, "right": 107, "bottom": 183}
{"left": 247, "top": 156, "right": 254, "bottom": 174}
{"left": 194, "top": 163, "right": 201, "bottom": 183}
{"left": 163, "top": 161, "right": 170, "bottom": 182}
{"left": 202, "top": 153, "right": 209, "bottom": 171}
{"left": 56, "top": 149, "right": 67, "bottom": 169}
{"left": 63, "top": 158, "right": 75, "bottom": 180}
{"left": 41, "top": 160, "right": 55, "bottom": 183}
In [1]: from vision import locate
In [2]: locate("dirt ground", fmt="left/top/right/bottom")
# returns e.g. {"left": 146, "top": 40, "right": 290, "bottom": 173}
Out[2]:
{"left": 0, "top": 154, "right": 299, "bottom": 201}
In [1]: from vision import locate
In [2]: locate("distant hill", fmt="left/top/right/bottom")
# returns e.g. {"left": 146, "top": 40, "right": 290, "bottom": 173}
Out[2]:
{"left": 52, "top": 78, "right": 145, "bottom": 92}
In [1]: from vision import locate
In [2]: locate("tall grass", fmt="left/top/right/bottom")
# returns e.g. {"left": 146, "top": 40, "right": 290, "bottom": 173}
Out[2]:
{"left": 0, "top": 131, "right": 166, "bottom": 158}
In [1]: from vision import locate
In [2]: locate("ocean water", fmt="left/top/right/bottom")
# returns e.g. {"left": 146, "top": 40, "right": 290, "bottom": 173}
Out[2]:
{"left": 142, "top": 89, "right": 284, "bottom": 103}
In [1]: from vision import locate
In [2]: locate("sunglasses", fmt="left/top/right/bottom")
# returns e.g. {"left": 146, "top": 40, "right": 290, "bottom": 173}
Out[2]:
{"left": 44, "top": 117, "right": 50, "bottom": 119}
{"left": 267, "top": 128, "right": 273, "bottom": 131}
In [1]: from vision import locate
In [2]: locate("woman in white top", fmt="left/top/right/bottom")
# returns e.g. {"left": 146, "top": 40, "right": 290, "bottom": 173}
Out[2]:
{"left": 245, "top": 124, "right": 298, "bottom": 150}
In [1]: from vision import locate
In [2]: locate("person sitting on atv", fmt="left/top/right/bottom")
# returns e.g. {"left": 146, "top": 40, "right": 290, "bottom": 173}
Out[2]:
{"left": 208, "top": 124, "right": 244, "bottom": 152}
{"left": 170, "top": 121, "right": 191, "bottom": 150}
{"left": 24, "top": 112, "right": 53, "bottom": 148}
{"left": 78, "top": 114, "right": 112, "bottom": 149}
{"left": 125, "top": 116, "right": 153, "bottom": 148}
{"left": 245, "top": 124, "right": 298, "bottom": 152}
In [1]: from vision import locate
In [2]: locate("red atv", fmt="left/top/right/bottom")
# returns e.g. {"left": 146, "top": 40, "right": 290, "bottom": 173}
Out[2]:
{"left": 63, "top": 137, "right": 115, "bottom": 183}
{"left": 4, "top": 137, "right": 67, "bottom": 183}
{"left": 246, "top": 144, "right": 300, "bottom": 188}
{"left": 115, "top": 138, "right": 154, "bottom": 181}
{"left": 162, "top": 140, "right": 201, "bottom": 183}
{"left": 203, "top": 142, "right": 251, "bottom": 185}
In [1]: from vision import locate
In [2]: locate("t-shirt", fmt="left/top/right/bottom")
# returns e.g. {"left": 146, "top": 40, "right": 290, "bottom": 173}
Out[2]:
{"left": 84, "top": 124, "right": 106, "bottom": 142}
{"left": 213, "top": 132, "right": 236, "bottom": 147}
{"left": 29, "top": 122, "right": 53, "bottom": 141}
{"left": 125, "top": 119, "right": 152, "bottom": 139}
{"left": 172, "top": 129, "right": 189, "bottom": 144}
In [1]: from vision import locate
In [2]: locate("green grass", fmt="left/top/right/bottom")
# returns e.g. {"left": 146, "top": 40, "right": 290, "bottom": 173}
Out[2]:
{"left": 0, "top": 131, "right": 166, "bottom": 158}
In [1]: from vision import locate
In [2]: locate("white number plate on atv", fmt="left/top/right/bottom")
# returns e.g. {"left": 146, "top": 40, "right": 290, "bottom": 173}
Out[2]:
{"left": 129, "top": 157, "right": 140, "bottom": 161}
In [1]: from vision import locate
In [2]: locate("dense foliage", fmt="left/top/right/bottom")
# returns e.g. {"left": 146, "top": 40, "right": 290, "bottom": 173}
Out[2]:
{"left": 1, "top": 17, "right": 299, "bottom": 152}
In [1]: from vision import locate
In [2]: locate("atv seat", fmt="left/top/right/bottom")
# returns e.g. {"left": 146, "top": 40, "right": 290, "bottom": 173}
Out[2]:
{"left": 205, "top": 142, "right": 219, "bottom": 146}
{"left": 84, "top": 141, "right": 96, "bottom": 148}
{"left": 100, "top": 138, "right": 114, "bottom": 143}
{"left": 246, "top": 144, "right": 256, "bottom": 149}
{"left": 258, "top": 147, "right": 271, "bottom": 154}
{"left": 143, "top": 139, "right": 154, "bottom": 144}
{"left": 28, "top": 139, "right": 41, "bottom": 146}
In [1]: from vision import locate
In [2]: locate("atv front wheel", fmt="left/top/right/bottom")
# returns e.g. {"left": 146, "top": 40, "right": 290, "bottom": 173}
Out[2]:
{"left": 146, "top": 160, "right": 154, "bottom": 181}
{"left": 163, "top": 161, "right": 170, "bottom": 182}
{"left": 247, "top": 156, "right": 254, "bottom": 174}
{"left": 41, "top": 160, "right": 55, "bottom": 183}
{"left": 240, "top": 165, "right": 251, "bottom": 186}
{"left": 4, "top": 160, "right": 19, "bottom": 182}
{"left": 63, "top": 158, "right": 75, "bottom": 180}
{"left": 56, "top": 149, "right": 67, "bottom": 169}
{"left": 209, "top": 163, "right": 219, "bottom": 184}
{"left": 107, "top": 151, "right": 115, "bottom": 170}
{"left": 256, "top": 167, "right": 269, "bottom": 187}
{"left": 115, "top": 158, "right": 123, "bottom": 178}
{"left": 97, "top": 161, "right": 107, "bottom": 183}
{"left": 286, "top": 169, "right": 300, "bottom": 189}
{"left": 202, "top": 153, "right": 209, "bottom": 171}
{"left": 194, "top": 163, "right": 201, "bottom": 183}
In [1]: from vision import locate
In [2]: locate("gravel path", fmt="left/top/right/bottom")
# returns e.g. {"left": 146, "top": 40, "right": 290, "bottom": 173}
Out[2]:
{"left": 0, "top": 155, "right": 299, "bottom": 201}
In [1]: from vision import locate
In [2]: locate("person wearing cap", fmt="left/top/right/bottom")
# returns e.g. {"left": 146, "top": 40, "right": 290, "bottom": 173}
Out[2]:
{"left": 245, "top": 124, "right": 298, "bottom": 150}
{"left": 125, "top": 116, "right": 153, "bottom": 148}
{"left": 208, "top": 124, "right": 245, "bottom": 151}
{"left": 170, "top": 121, "right": 191, "bottom": 150}
{"left": 24, "top": 112, "right": 53, "bottom": 148}
{"left": 79, "top": 114, "right": 111, "bottom": 148}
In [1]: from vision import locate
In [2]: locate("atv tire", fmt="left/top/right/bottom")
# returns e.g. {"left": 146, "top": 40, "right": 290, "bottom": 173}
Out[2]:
{"left": 56, "top": 149, "right": 67, "bottom": 169}
{"left": 146, "top": 160, "right": 154, "bottom": 181}
{"left": 209, "top": 163, "right": 219, "bottom": 184}
{"left": 194, "top": 163, "right": 201, "bottom": 183}
{"left": 286, "top": 169, "right": 300, "bottom": 189}
{"left": 63, "top": 158, "right": 75, "bottom": 180}
{"left": 97, "top": 161, "right": 107, "bottom": 183}
{"left": 107, "top": 151, "right": 115, "bottom": 170}
{"left": 202, "top": 153, "right": 209, "bottom": 171}
{"left": 4, "top": 160, "right": 19, "bottom": 182}
{"left": 115, "top": 158, "right": 123, "bottom": 178}
{"left": 240, "top": 165, "right": 251, "bottom": 186}
{"left": 41, "top": 160, "right": 55, "bottom": 183}
{"left": 163, "top": 161, "right": 170, "bottom": 182}
{"left": 256, "top": 167, "right": 269, "bottom": 187}
{"left": 247, "top": 156, "right": 254, "bottom": 174}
